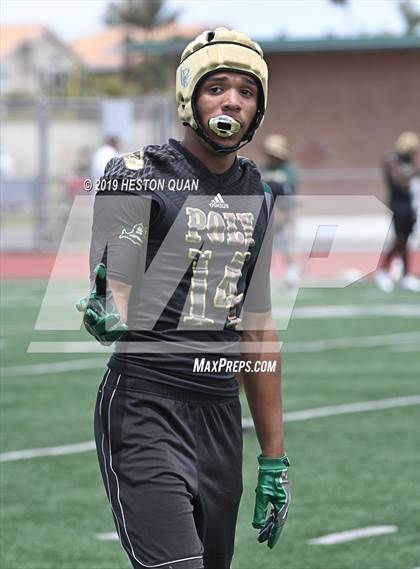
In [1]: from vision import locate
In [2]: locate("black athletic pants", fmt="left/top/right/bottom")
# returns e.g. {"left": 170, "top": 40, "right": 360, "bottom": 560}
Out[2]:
{"left": 94, "top": 369, "right": 243, "bottom": 569}
{"left": 382, "top": 202, "right": 416, "bottom": 275}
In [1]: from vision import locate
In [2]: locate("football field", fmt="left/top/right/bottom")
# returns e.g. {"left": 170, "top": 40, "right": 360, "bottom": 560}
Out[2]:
{"left": 1, "top": 278, "right": 419, "bottom": 569}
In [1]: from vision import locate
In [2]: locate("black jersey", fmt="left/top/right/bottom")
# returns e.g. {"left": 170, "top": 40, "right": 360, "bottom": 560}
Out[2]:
{"left": 383, "top": 152, "right": 415, "bottom": 209}
{"left": 90, "top": 139, "right": 273, "bottom": 396}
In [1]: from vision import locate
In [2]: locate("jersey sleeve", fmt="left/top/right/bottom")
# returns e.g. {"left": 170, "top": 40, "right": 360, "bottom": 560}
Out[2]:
{"left": 242, "top": 185, "right": 274, "bottom": 313}
{"left": 89, "top": 156, "right": 158, "bottom": 286}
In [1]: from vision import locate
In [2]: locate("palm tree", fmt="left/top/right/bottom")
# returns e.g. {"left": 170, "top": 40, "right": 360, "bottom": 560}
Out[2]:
{"left": 398, "top": 0, "right": 420, "bottom": 34}
{"left": 329, "top": 0, "right": 419, "bottom": 35}
{"left": 105, "top": 0, "right": 180, "bottom": 28}
{"left": 105, "top": 0, "right": 181, "bottom": 86}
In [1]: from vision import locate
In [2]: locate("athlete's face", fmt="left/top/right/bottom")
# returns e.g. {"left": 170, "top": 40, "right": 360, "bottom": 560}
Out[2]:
{"left": 195, "top": 72, "right": 258, "bottom": 149}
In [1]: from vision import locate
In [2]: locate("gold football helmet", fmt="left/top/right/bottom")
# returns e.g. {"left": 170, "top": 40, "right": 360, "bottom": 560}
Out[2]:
{"left": 395, "top": 131, "right": 419, "bottom": 156}
{"left": 176, "top": 28, "right": 268, "bottom": 153}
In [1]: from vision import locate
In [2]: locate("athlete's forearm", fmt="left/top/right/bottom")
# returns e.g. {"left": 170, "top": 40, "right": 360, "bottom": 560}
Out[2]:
{"left": 241, "top": 327, "right": 284, "bottom": 457}
{"left": 108, "top": 279, "right": 132, "bottom": 324}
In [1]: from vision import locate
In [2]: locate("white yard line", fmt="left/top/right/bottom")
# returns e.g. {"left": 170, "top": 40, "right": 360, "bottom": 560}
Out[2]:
{"left": 0, "top": 298, "right": 42, "bottom": 309}
{"left": 284, "top": 331, "right": 419, "bottom": 352}
{"left": 1, "top": 323, "right": 38, "bottom": 335}
{"left": 1, "top": 332, "right": 417, "bottom": 377}
{"left": 1, "top": 323, "right": 80, "bottom": 336}
{"left": 0, "top": 441, "right": 96, "bottom": 462}
{"left": 96, "top": 522, "right": 401, "bottom": 547}
{"left": 26, "top": 341, "right": 112, "bottom": 353}
{"left": 274, "top": 304, "right": 420, "bottom": 318}
{"left": 390, "top": 344, "right": 419, "bottom": 352}
{"left": 1, "top": 395, "right": 419, "bottom": 463}
{"left": 4, "top": 331, "right": 418, "bottom": 379}
{"left": 242, "top": 394, "right": 420, "bottom": 429}
{"left": 308, "top": 525, "right": 398, "bottom": 545}
{"left": 1, "top": 292, "right": 82, "bottom": 308}
{"left": 3, "top": 303, "right": 418, "bottom": 327}
{"left": 1, "top": 302, "right": 417, "bottom": 337}
{"left": 96, "top": 532, "right": 119, "bottom": 541}
{"left": 25, "top": 331, "right": 420, "bottom": 355}
{"left": 1, "top": 298, "right": 40, "bottom": 308}
{"left": 1, "top": 358, "right": 106, "bottom": 377}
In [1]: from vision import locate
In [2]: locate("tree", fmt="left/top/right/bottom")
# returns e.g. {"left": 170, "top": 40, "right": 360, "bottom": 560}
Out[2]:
{"left": 104, "top": 0, "right": 181, "bottom": 91}
{"left": 398, "top": 0, "right": 420, "bottom": 35}
{"left": 329, "top": 0, "right": 420, "bottom": 35}
{"left": 105, "top": 0, "right": 180, "bottom": 28}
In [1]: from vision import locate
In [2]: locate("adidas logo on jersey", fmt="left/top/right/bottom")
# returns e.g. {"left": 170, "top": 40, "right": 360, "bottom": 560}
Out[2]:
{"left": 209, "top": 193, "right": 229, "bottom": 209}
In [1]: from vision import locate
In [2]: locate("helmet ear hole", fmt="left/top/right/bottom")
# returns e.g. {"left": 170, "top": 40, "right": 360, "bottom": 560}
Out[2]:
{"left": 207, "top": 31, "right": 215, "bottom": 42}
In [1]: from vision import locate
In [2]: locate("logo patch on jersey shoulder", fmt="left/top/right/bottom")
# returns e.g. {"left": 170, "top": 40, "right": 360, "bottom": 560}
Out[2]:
{"left": 119, "top": 223, "right": 147, "bottom": 246}
{"left": 122, "top": 150, "right": 144, "bottom": 171}
{"left": 209, "top": 193, "right": 229, "bottom": 209}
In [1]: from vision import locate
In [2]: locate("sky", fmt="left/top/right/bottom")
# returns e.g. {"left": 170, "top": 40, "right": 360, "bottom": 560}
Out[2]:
{"left": 1, "top": 0, "right": 407, "bottom": 42}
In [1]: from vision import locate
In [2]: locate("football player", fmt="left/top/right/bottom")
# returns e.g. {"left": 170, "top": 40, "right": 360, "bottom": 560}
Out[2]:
{"left": 261, "top": 134, "right": 300, "bottom": 287}
{"left": 375, "top": 131, "right": 420, "bottom": 292}
{"left": 77, "top": 28, "right": 290, "bottom": 569}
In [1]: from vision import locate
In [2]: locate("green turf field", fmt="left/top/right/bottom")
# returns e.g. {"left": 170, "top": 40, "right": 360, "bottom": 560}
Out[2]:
{"left": 1, "top": 279, "right": 419, "bottom": 569}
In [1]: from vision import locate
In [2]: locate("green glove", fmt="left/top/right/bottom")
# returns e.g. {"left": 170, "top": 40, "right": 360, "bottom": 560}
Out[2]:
{"left": 252, "top": 454, "right": 291, "bottom": 549}
{"left": 76, "top": 263, "right": 127, "bottom": 346}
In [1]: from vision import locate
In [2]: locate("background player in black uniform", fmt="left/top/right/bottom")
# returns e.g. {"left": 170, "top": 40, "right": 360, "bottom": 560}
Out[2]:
{"left": 77, "top": 28, "right": 290, "bottom": 569}
{"left": 375, "top": 131, "right": 419, "bottom": 292}
{"left": 261, "top": 134, "right": 300, "bottom": 288}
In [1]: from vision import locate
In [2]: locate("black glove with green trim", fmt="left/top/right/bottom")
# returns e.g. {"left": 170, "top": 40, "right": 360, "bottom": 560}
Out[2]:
{"left": 252, "top": 454, "right": 291, "bottom": 549}
{"left": 76, "top": 263, "right": 127, "bottom": 345}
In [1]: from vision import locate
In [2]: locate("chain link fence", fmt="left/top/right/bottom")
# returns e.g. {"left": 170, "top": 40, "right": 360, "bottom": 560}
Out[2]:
{"left": 1, "top": 95, "right": 178, "bottom": 250}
